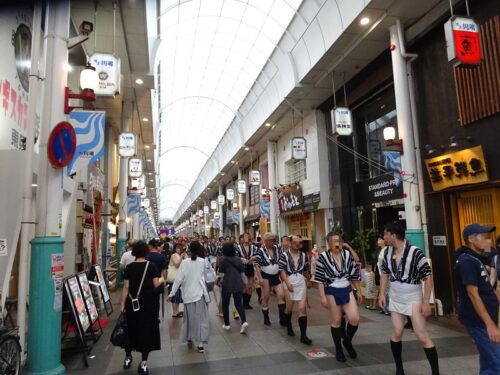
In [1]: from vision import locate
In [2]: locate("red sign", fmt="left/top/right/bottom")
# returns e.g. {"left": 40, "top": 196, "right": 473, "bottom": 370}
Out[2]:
{"left": 47, "top": 121, "right": 77, "bottom": 168}
{"left": 445, "top": 16, "right": 481, "bottom": 65}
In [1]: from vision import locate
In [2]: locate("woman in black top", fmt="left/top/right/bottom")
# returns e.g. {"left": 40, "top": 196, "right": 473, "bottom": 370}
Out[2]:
{"left": 219, "top": 242, "right": 249, "bottom": 333}
{"left": 121, "top": 241, "right": 164, "bottom": 375}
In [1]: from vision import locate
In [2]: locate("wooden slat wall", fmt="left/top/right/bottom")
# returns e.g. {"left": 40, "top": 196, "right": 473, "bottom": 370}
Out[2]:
{"left": 454, "top": 15, "right": 500, "bottom": 125}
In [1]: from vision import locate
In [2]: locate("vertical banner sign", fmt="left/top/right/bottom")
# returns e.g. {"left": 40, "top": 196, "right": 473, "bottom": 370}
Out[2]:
{"left": 232, "top": 208, "right": 240, "bottom": 225}
{"left": 249, "top": 170, "right": 261, "bottom": 186}
{"left": 237, "top": 179, "right": 247, "bottom": 194}
{"left": 0, "top": 7, "right": 38, "bottom": 151}
{"left": 203, "top": 205, "right": 209, "bottom": 214}
{"left": 226, "top": 188, "right": 234, "bottom": 201}
{"left": 291, "top": 137, "right": 307, "bottom": 160}
{"left": 331, "top": 107, "right": 353, "bottom": 136}
{"left": 67, "top": 110, "right": 106, "bottom": 176}
{"left": 118, "top": 132, "right": 136, "bottom": 157}
{"left": 129, "top": 158, "right": 143, "bottom": 177}
{"left": 127, "top": 194, "right": 141, "bottom": 216}
{"left": 444, "top": 16, "right": 481, "bottom": 66}
{"left": 198, "top": 209, "right": 203, "bottom": 217}
{"left": 260, "top": 196, "right": 270, "bottom": 218}
{"left": 218, "top": 194, "right": 225, "bottom": 205}
{"left": 89, "top": 53, "right": 121, "bottom": 96}
{"left": 210, "top": 200, "right": 217, "bottom": 210}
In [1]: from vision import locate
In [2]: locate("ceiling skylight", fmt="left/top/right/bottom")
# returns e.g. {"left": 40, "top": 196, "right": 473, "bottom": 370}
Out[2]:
{"left": 157, "top": 0, "right": 303, "bottom": 221}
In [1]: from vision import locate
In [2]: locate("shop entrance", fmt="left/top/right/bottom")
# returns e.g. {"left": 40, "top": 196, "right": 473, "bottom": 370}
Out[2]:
{"left": 453, "top": 187, "right": 500, "bottom": 246}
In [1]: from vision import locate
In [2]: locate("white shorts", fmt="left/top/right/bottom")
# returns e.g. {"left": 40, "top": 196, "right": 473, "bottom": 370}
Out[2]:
{"left": 389, "top": 282, "right": 422, "bottom": 316}
{"left": 288, "top": 274, "right": 306, "bottom": 301}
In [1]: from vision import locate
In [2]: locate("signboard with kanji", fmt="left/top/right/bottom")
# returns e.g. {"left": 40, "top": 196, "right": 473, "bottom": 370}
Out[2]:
{"left": 291, "top": 137, "right": 307, "bottom": 160}
{"left": 89, "top": 53, "right": 121, "bottom": 96}
{"left": 424, "top": 145, "right": 488, "bottom": 191}
{"left": 331, "top": 107, "right": 353, "bottom": 136}
{"left": 444, "top": 16, "right": 481, "bottom": 66}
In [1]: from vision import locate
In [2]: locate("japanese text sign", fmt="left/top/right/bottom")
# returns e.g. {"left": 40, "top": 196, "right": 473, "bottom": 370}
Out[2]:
{"left": 89, "top": 53, "right": 121, "bottom": 96}
{"left": 444, "top": 16, "right": 481, "bottom": 66}
{"left": 424, "top": 145, "right": 488, "bottom": 191}
{"left": 332, "top": 107, "right": 353, "bottom": 136}
{"left": 249, "top": 170, "right": 261, "bottom": 186}
{"left": 291, "top": 137, "right": 307, "bottom": 160}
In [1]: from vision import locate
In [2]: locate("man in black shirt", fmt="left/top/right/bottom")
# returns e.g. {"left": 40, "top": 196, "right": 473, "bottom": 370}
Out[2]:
{"left": 455, "top": 224, "right": 500, "bottom": 374}
{"left": 147, "top": 239, "right": 168, "bottom": 315}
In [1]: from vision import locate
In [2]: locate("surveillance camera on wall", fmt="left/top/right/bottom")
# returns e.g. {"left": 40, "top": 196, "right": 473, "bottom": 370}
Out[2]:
{"left": 67, "top": 21, "right": 94, "bottom": 50}
{"left": 79, "top": 21, "right": 94, "bottom": 36}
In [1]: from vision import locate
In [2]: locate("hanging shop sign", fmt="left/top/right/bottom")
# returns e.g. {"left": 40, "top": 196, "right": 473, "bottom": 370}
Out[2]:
{"left": 142, "top": 198, "right": 150, "bottom": 209}
{"left": 278, "top": 184, "right": 303, "bottom": 213}
{"left": 214, "top": 212, "right": 220, "bottom": 219}
{"left": 249, "top": 170, "right": 261, "bottom": 186}
{"left": 232, "top": 208, "right": 240, "bottom": 225}
{"left": 260, "top": 195, "right": 270, "bottom": 218}
{"left": 303, "top": 192, "right": 321, "bottom": 212}
{"left": 198, "top": 209, "right": 203, "bottom": 217}
{"left": 353, "top": 173, "right": 404, "bottom": 206}
{"left": 203, "top": 205, "right": 209, "bottom": 214}
{"left": 331, "top": 107, "right": 353, "bottom": 136}
{"left": 226, "top": 188, "right": 234, "bottom": 201}
{"left": 218, "top": 194, "right": 225, "bottom": 205}
{"left": 118, "top": 132, "right": 136, "bottom": 157}
{"left": 237, "top": 179, "right": 247, "bottom": 194}
{"left": 135, "top": 175, "right": 145, "bottom": 189}
{"left": 424, "top": 145, "right": 488, "bottom": 191}
{"left": 128, "top": 158, "right": 143, "bottom": 178}
{"left": 89, "top": 53, "right": 121, "bottom": 96}
{"left": 210, "top": 200, "right": 217, "bottom": 210}
{"left": 67, "top": 110, "right": 106, "bottom": 176}
{"left": 444, "top": 16, "right": 481, "bottom": 66}
{"left": 291, "top": 137, "right": 307, "bottom": 160}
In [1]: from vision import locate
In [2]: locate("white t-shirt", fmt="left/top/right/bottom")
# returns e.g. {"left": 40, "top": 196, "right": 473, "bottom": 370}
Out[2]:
{"left": 120, "top": 251, "right": 135, "bottom": 269}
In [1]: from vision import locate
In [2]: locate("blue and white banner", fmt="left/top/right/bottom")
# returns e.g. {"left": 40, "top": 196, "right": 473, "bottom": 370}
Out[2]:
{"left": 67, "top": 110, "right": 105, "bottom": 176}
{"left": 260, "top": 198, "right": 270, "bottom": 218}
{"left": 127, "top": 194, "right": 141, "bottom": 216}
{"left": 383, "top": 151, "right": 402, "bottom": 186}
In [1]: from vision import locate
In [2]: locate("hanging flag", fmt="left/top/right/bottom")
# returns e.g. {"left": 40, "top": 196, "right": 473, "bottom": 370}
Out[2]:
{"left": 127, "top": 194, "right": 141, "bottom": 216}
{"left": 67, "top": 110, "right": 106, "bottom": 176}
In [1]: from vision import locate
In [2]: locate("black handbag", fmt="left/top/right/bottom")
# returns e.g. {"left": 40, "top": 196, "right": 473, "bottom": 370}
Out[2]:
{"left": 110, "top": 313, "right": 130, "bottom": 348}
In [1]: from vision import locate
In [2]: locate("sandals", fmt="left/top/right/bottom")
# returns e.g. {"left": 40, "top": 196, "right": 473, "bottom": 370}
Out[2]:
{"left": 172, "top": 312, "right": 184, "bottom": 318}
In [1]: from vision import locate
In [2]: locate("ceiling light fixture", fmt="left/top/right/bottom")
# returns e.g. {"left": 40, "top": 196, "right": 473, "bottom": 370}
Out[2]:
{"left": 142, "top": 117, "right": 149, "bottom": 122}
{"left": 146, "top": 159, "right": 152, "bottom": 162}
{"left": 360, "top": 17, "right": 370, "bottom": 25}
{"left": 135, "top": 78, "right": 144, "bottom": 85}
{"left": 265, "top": 122, "right": 271, "bottom": 127}
{"left": 144, "top": 145, "right": 150, "bottom": 149}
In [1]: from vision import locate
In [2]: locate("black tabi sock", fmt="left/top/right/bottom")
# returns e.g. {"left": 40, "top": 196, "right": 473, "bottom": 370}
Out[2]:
{"left": 298, "top": 316, "right": 307, "bottom": 337}
{"left": 424, "top": 346, "right": 440, "bottom": 375}
{"left": 330, "top": 326, "right": 346, "bottom": 361}
{"left": 340, "top": 316, "right": 347, "bottom": 339}
{"left": 278, "top": 303, "right": 286, "bottom": 325}
{"left": 390, "top": 340, "right": 404, "bottom": 373}
{"left": 345, "top": 323, "right": 358, "bottom": 340}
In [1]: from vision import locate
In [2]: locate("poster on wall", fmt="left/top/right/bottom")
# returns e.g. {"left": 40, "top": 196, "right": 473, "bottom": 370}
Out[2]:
{"left": 65, "top": 276, "right": 91, "bottom": 333}
{"left": 0, "top": 7, "right": 42, "bottom": 151}
{"left": 77, "top": 272, "right": 99, "bottom": 323}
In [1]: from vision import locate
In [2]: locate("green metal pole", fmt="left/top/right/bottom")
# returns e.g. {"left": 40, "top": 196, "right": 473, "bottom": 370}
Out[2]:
{"left": 25, "top": 236, "right": 65, "bottom": 375}
{"left": 116, "top": 238, "right": 127, "bottom": 286}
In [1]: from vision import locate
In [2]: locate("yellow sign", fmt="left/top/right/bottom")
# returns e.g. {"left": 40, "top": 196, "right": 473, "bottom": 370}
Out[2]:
{"left": 425, "top": 145, "right": 488, "bottom": 191}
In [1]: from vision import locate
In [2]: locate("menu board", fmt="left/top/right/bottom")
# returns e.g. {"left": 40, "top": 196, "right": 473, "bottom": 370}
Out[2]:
{"left": 77, "top": 272, "right": 99, "bottom": 323}
{"left": 65, "top": 276, "right": 91, "bottom": 333}
{"left": 94, "top": 265, "right": 110, "bottom": 303}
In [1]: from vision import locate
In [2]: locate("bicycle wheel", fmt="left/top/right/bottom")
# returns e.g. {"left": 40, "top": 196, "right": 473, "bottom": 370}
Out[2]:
{"left": 0, "top": 335, "right": 21, "bottom": 375}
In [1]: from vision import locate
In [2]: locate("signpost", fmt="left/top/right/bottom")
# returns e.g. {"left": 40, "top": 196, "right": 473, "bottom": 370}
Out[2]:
{"left": 47, "top": 121, "right": 76, "bottom": 168}
{"left": 444, "top": 16, "right": 481, "bottom": 66}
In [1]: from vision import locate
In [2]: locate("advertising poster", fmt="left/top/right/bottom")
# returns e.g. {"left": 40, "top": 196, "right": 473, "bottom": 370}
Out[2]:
{"left": 94, "top": 264, "right": 110, "bottom": 303}
{"left": 77, "top": 272, "right": 99, "bottom": 323}
{"left": 66, "top": 276, "right": 91, "bottom": 332}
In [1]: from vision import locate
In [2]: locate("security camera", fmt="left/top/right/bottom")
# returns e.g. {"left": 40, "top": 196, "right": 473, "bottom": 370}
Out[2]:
{"left": 67, "top": 21, "right": 94, "bottom": 50}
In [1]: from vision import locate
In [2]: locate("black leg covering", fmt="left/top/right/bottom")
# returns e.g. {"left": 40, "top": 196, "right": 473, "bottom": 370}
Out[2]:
{"left": 256, "top": 287, "right": 262, "bottom": 303}
{"left": 343, "top": 324, "right": 358, "bottom": 358}
{"left": 298, "top": 316, "right": 312, "bottom": 345}
{"left": 340, "top": 316, "right": 347, "bottom": 339}
{"left": 278, "top": 303, "right": 286, "bottom": 326}
{"left": 262, "top": 309, "right": 271, "bottom": 325}
{"left": 390, "top": 340, "right": 405, "bottom": 375}
{"left": 424, "top": 347, "right": 440, "bottom": 375}
{"left": 285, "top": 312, "right": 295, "bottom": 336}
{"left": 331, "top": 327, "right": 346, "bottom": 362}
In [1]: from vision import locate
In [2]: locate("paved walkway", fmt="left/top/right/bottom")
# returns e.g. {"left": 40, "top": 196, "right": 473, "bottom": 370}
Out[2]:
{"left": 63, "top": 289, "right": 480, "bottom": 374}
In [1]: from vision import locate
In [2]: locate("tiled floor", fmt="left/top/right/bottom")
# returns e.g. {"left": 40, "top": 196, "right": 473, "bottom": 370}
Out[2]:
{"left": 62, "top": 289, "right": 480, "bottom": 374}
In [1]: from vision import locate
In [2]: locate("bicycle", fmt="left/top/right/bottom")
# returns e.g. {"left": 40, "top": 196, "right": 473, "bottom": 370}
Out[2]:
{"left": 0, "top": 326, "right": 21, "bottom": 375}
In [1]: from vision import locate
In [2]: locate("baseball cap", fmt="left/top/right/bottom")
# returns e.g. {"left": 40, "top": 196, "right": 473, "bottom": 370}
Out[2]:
{"left": 463, "top": 224, "right": 496, "bottom": 241}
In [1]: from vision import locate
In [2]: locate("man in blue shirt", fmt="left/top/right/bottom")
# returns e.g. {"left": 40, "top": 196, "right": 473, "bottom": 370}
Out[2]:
{"left": 147, "top": 239, "right": 168, "bottom": 315}
{"left": 455, "top": 224, "right": 500, "bottom": 375}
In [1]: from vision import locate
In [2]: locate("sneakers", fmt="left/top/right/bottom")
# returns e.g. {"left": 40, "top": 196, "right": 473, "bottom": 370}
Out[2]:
{"left": 240, "top": 322, "right": 249, "bottom": 334}
{"left": 222, "top": 324, "right": 231, "bottom": 331}
{"left": 138, "top": 362, "right": 148, "bottom": 374}
{"left": 197, "top": 345, "right": 205, "bottom": 353}
{"left": 123, "top": 356, "right": 132, "bottom": 369}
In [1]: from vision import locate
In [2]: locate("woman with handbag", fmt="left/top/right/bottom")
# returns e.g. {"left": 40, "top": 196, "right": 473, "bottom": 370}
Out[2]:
{"left": 120, "top": 241, "right": 165, "bottom": 375}
{"left": 219, "top": 242, "right": 249, "bottom": 333}
{"left": 167, "top": 242, "right": 184, "bottom": 317}
{"left": 167, "top": 240, "right": 210, "bottom": 353}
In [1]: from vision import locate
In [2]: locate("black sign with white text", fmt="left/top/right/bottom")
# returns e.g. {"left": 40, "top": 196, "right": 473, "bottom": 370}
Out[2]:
{"left": 354, "top": 174, "right": 404, "bottom": 206}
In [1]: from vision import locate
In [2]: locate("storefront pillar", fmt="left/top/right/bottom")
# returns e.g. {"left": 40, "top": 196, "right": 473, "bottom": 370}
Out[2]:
{"left": 117, "top": 111, "right": 130, "bottom": 284}
{"left": 26, "top": 1, "right": 69, "bottom": 373}
{"left": 267, "top": 141, "right": 278, "bottom": 235}
{"left": 389, "top": 21, "right": 424, "bottom": 252}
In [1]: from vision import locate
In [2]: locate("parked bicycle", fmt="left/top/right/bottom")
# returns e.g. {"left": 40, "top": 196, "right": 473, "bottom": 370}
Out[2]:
{"left": 0, "top": 325, "right": 21, "bottom": 375}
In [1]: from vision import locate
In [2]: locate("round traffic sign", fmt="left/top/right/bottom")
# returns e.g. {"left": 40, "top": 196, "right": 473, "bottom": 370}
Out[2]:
{"left": 47, "top": 121, "right": 76, "bottom": 168}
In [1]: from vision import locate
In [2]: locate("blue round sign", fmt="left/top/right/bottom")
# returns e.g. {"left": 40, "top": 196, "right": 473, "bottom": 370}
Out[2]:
{"left": 47, "top": 121, "right": 76, "bottom": 168}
